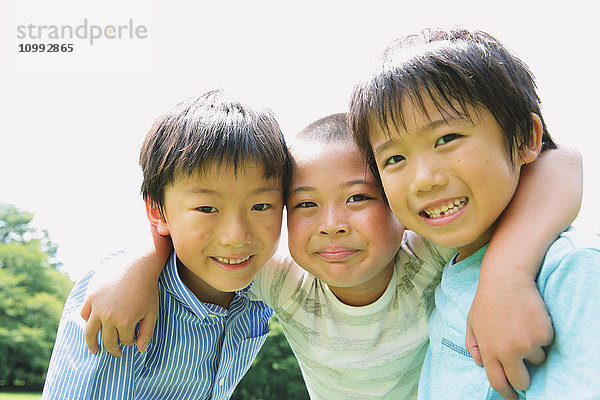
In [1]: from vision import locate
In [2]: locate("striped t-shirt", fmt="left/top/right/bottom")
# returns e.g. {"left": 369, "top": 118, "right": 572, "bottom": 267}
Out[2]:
{"left": 42, "top": 251, "right": 272, "bottom": 400}
{"left": 251, "top": 230, "right": 456, "bottom": 400}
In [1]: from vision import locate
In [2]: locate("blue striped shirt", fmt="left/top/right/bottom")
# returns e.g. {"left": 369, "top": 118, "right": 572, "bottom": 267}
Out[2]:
{"left": 42, "top": 251, "right": 272, "bottom": 400}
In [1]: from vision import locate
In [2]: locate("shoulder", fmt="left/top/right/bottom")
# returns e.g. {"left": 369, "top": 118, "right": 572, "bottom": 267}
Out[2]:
{"left": 542, "top": 227, "right": 600, "bottom": 271}
{"left": 60, "top": 267, "right": 98, "bottom": 318}
{"left": 250, "top": 253, "right": 312, "bottom": 306}
{"left": 397, "top": 230, "right": 456, "bottom": 274}
{"left": 548, "top": 227, "right": 600, "bottom": 254}
{"left": 538, "top": 227, "right": 600, "bottom": 295}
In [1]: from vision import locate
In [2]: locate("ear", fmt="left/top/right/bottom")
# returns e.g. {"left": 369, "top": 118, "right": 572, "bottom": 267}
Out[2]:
{"left": 145, "top": 199, "right": 170, "bottom": 236}
{"left": 518, "top": 113, "right": 544, "bottom": 165}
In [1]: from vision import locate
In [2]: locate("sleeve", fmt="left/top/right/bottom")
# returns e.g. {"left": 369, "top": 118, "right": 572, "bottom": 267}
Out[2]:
{"left": 530, "top": 246, "right": 600, "bottom": 397}
{"left": 400, "top": 230, "right": 457, "bottom": 273}
{"left": 249, "top": 254, "right": 309, "bottom": 310}
{"left": 41, "top": 269, "right": 139, "bottom": 400}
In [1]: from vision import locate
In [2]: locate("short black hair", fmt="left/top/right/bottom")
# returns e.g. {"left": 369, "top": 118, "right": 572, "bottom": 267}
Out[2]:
{"left": 292, "top": 112, "right": 389, "bottom": 201}
{"left": 140, "top": 90, "right": 291, "bottom": 214}
{"left": 296, "top": 113, "right": 350, "bottom": 143}
{"left": 350, "top": 27, "right": 556, "bottom": 171}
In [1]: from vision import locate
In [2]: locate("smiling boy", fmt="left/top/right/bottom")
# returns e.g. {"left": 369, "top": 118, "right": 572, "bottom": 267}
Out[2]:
{"left": 150, "top": 164, "right": 282, "bottom": 308}
{"left": 350, "top": 27, "right": 599, "bottom": 398}
{"left": 42, "top": 90, "right": 290, "bottom": 400}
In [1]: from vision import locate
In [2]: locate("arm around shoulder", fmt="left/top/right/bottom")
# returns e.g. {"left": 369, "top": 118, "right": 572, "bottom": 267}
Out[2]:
{"left": 43, "top": 272, "right": 139, "bottom": 400}
{"left": 80, "top": 223, "right": 172, "bottom": 356}
{"left": 486, "top": 144, "right": 582, "bottom": 276}
{"left": 466, "top": 144, "right": 582, "bottom": 397}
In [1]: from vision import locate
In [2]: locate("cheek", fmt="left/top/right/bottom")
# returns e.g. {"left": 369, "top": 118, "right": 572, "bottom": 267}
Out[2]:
{"left": 286, "top": 214, "right": 313, "bottom": 257}
{"left": 287, "top": 214, "right": 307, "bottom": 243}
{"left": 169, "top": 225, "right": 207, "bottom": 261}
{"left": 380, "top": 175, "right": 404, "bottom": 206}
{"left": 381, "top": 186, "right": 414, "bottom": 225}
{"left": 260, "top": 214, "right": 284, "bottom": 249}
{"left": 366, "top": 209, "right": 403, "bottom": 240}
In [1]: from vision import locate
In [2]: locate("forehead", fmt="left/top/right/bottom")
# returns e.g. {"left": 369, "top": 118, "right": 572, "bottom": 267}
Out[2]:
{"left": 369, "top": 92, "right": 477, "bottom": 139}
{"left": 289, "top": 139, "right": 380, "bottom": 191}
{"left": 172, "top": 161, "right": 281, "bottom": 193}
{"left": 291, "top": 138, "right": 369, "bottom": 173}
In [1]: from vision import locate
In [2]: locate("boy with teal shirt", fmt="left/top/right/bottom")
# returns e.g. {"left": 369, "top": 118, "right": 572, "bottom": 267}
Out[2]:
{"left": 350, "top": 27, "right": 599, "bottom": 398}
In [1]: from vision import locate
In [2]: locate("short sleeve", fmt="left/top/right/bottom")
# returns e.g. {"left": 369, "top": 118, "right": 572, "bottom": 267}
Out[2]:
{"left": 249, "top": 254, "right": 309, "bottom": 309}
{"left": 528, "top": 246, "right": 600, "bottom": 397}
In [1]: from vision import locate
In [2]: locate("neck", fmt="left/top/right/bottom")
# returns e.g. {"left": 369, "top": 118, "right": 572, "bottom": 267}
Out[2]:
{"left": 176, "top": 259, "right": 234, "bottom": 309}
{"left": 456, "top": 223, "right": 497, "bottom": 262}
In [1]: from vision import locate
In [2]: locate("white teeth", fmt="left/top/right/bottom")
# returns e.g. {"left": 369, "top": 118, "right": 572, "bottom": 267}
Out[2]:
{"left": 215, "top": 255, "right": 251, "bottom": 265}
{"left": 424, "top": 197, "right": 468, "bottom": 219}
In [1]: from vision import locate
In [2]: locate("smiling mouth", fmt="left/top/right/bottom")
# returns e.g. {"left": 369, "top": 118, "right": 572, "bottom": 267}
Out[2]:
{"left": 317, "top": 249, "right": 358, "bottom": 261}
{"left": 213, "top": 255, "right": 252, "bottom": 265}
{"left": 422, "top": 197, "right": 468, "bottom": 219}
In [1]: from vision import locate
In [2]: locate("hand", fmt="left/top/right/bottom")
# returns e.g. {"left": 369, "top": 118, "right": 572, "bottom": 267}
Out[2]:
{"left": 466, "top": 273, "right": 554, "bottom": 399}
{"left": 80, "top": 253, "right": 160, "bottom": 357}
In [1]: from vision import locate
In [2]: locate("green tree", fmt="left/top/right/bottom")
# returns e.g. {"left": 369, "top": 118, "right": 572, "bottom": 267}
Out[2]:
{"left": 0, "top": 203, "right": 72, "bottom": 389}
{"left": 232, "top": 317, "right": 309, "bottom": 400}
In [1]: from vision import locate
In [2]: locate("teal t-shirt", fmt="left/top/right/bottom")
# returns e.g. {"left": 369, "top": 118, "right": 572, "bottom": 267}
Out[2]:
{"left": 418, "top": 227, "right": 600, "bottom": 399}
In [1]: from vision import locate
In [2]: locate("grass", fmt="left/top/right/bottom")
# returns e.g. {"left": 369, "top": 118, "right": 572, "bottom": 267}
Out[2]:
{"left": 0, "top": 393, "right": 41, "bottom": 400}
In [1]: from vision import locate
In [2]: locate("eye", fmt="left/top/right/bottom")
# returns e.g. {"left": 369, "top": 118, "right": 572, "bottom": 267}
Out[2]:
{"left": 197, "top": 206, "right": 218, "bottom": 213}
{"left": 295, "top": 201, "right": 317, "bottom": 209}
{"left": 435, "top": 134, "right": 460, "bottom": 146}
{"left": 347, "top": 194, "right": 371, "bottom": 203}
{"left": 252, "top": 203, "right": 272, "bottom": 211}
{"left": 384, "top": 155, "right": 405, "bottom": 166}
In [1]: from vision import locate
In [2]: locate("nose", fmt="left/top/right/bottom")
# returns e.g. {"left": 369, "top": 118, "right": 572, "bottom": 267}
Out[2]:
{"left": 410, "top": 156, "right": 448, "bottom": 195}
{"left": 318, "top": 205, "right": 350, "bottom": 235}
{"left": 219, "top": 213, "right": 252, "bottom": 248}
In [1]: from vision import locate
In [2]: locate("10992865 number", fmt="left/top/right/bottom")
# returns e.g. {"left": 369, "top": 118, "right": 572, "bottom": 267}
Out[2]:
{"left": 18, "top": 43, "right": 74, "bottom": 52}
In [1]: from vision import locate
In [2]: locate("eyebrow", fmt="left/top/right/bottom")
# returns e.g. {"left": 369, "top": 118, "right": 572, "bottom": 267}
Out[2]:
{"left": 343, "top": 179, "right": 369, "bottom": 187}
{"left": 289, "top": 179, "right": 370, "bottom": 196}
{"left": 374, "top": 116, "right": 468, "bottom": 156}
{"left": 185, "top": 186, "right": 280, "bottom": 196}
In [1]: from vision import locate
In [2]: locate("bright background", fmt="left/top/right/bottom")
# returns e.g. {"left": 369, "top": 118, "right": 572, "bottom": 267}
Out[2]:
{"left": 2, "top": 0, "right": 598, "bottom": 280}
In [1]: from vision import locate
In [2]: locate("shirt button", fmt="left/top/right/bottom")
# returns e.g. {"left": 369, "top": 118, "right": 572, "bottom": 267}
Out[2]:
{"left": 218, "top": 377, "right": 225, "bottom": 386}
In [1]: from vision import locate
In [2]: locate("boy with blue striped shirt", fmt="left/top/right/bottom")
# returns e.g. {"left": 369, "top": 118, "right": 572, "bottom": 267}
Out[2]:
{"left": 42, "top": 90, "right": 291, "bottom": 400}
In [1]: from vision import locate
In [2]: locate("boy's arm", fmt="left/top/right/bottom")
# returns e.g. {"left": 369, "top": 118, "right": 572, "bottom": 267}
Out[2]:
{"left": 81, "top": 224, "right": 172, "bottom": 357}
{"left": 467, "top": 145, "right": 582, "bottom": 399}
{"left": 43, "top": 272, "right": 139, "bottom": 399}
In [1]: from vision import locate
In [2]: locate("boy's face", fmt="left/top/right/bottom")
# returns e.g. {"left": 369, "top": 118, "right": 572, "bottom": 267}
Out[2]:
{"left": 286, "top": 138, "right": 404, "bottom": 293}
{"left": 154, "top": 163, "right": 283, "bottom": 298}
{"left": 369, "top": 96, "right": 531, "bottom": 260}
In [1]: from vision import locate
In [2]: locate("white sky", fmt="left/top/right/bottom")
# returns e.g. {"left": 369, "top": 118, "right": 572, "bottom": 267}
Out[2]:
{"left": 2, "top": 0, "right": 599, "bottom": 281}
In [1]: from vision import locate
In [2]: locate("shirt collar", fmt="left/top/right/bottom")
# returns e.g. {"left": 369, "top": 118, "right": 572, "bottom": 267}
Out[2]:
{"left": 159, "top": 251, "right": 249, "bottom": 320}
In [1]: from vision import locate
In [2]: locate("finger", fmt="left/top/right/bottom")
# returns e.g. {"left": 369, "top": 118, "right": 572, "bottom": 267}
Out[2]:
{"left": 465, "top": 326, "right": 483, "bottom": 367}
{"left": 136, "top": 313, "right": 158, "bottom": 353}
{"left": 524, "top": 346, "right": 546, "bottom": 366}
{"left": 542, "top": 324, "right": 554, "bottom": 347}
{"left": 80, "top": 298, "right": 92, "bottom": 321}
{"left": 501, "top": 358, "right": 530, "bottom": 391}
{"left": 101, "top": 326, "right": 123, "bottom": 358}
{"left": 84, "top": 317, "right": 102, "bottom": 354}
{"left": 118, "top": 325, "right": 137, "bottom": 347}
{"left": 482, "top": 358, "right": 518, "bottom": 400}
